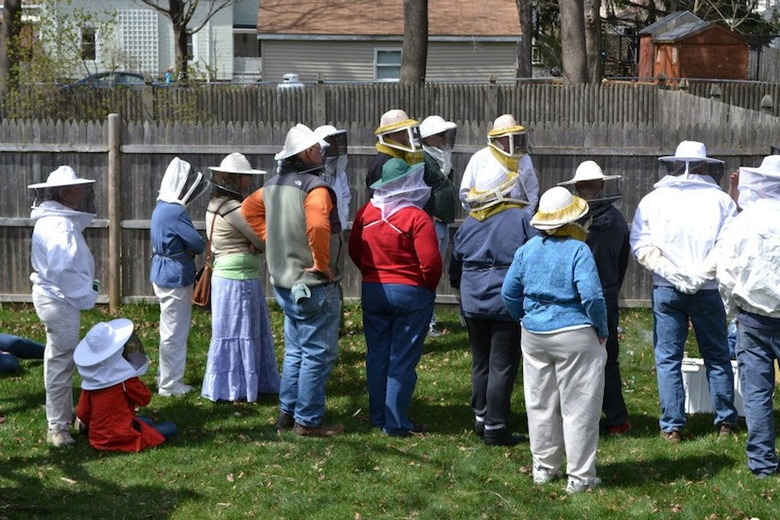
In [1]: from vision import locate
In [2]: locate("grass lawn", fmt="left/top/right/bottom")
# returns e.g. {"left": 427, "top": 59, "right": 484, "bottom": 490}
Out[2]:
{"left": 0, "top": 302, "right": 777, "bottom": 520}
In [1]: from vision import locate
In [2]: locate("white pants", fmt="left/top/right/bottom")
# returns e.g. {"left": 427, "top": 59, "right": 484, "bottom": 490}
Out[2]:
{"left": 154, "top": 283, "right": 193, "bottom": 391}
{"left": 33, "top": 292, "right": 80, "bottom": 432}
{"left": 522, "top": 326, "right": 606, "bottom": 485}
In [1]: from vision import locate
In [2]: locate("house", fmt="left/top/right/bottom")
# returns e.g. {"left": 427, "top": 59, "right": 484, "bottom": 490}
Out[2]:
{"left": 637, "top": 11, "right": 748, "bottom": 81}
{"left": 18, "top": 0, "right": 261, "bottom": 82}
{"left": 257, "top": 0, "right": 522, "bottom": 83}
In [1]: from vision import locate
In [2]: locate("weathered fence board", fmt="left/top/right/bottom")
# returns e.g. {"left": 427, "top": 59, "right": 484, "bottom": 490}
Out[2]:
{"left": 1, "top": 87, "right": 779, "bottom": 307}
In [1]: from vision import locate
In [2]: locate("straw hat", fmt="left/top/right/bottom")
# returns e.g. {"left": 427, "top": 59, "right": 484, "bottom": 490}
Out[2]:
{"left": 419, "top": 115, "right": 456, "bottom": 139}
{"left": 275, "top": 124, "right": 322, "bottom": 161}
{"left": 530, "top": 186, "right": 589, "bottom": 230}
{"left": 208, "top": 152, "right": 266, "bottom": 175}
{"left": 370, "top": 158, "right": 425, "bottom": 189}
{"left": 559, "top": 161, "right": 621, "bottom": 185}
{"left": 659, "top": 141, "right": 723, "bottom": 164}
{"left": 741, "top": 155, "right": 780, "bottom": 179}
{"left": 73, "top": 319, "right": 134, "bottom": 368}
{"left": 28, "top": 165, "right": 95, "bottom": 189}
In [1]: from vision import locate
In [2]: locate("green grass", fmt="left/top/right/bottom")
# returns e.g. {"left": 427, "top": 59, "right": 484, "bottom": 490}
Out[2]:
{"left": 0, "top": 303, "right": 777, "bottom": 520}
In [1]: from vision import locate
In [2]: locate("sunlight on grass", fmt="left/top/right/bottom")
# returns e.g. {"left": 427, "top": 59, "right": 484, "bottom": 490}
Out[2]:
{"left": 1, "top": 303, "right": 778, "bottom": 519}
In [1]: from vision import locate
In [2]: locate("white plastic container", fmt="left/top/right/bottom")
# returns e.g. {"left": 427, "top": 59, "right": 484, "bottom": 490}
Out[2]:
{"left": 681, "top": 357, "right": 744, "bottom": 417}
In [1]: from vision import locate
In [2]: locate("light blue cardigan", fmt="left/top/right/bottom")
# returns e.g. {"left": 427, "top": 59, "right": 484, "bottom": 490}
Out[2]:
{"left": 501, "top": 234, "right": 608, "bottom": 338}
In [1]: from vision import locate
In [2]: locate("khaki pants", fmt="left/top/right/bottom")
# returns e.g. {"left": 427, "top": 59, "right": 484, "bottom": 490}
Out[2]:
{"left": 153, "top": 283, "right": 194, "bottom": 391}
{"left": 522, "top": 326, "right": 606, "bottom": 485}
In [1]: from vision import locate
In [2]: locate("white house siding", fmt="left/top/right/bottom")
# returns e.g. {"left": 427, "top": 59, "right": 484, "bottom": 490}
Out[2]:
{"left": 261, "top": 39, "right": 518, "bottom": 83}
{"left": 194, "top": 8, "right": 234, "bottom": 81}
{"left": 45, "top": 0, "right": 237, "bottom": 80}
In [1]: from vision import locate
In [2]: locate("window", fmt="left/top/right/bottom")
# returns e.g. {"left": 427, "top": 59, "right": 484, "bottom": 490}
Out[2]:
{"left": 234, "top": 33, "right": 260, "bottom": 58}
{"left": 187, "top": 33, "right": 194, "bottom": 62}
{"left": 81, "top": 27, "right": 96, "bottom": 60}
{"left": 375, "top": 48, "right": 401, "bottom": 81}
{"left": 531, "top": 46, "right": 543, "bottom": 65}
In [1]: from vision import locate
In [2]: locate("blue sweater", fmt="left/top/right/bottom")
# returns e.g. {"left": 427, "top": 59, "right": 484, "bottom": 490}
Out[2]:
{"left": 501, "top": 234, "right": 608, "bottom": 338}
{"left": 149, "top": 201, "right": 205, "bottom": 288}
{"left": 450, "top": 207, "right": 536, "bottom": 320}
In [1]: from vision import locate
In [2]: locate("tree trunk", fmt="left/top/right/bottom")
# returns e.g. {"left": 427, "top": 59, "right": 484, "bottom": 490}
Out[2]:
{"left": 559, "top": 0, "right": 588, "bottom": 84}
{"left": 516, "top": 0, "right": 534, "bottom": 78}
{"left": 170, "top": 0, "right": 189, "bottom": 82}
{"left": 584, "top": 0, "right": 602, "bottom": 83}
{"left": 399, "top": 0, "right": 428, "bottom": 85}
{"left": 0, "top": 0, "right": 22, "bottom": 95}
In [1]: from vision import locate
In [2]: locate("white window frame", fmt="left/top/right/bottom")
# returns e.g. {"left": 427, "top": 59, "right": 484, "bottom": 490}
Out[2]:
{"left": 374, "top": 47, "right": 402, "bottom": 82}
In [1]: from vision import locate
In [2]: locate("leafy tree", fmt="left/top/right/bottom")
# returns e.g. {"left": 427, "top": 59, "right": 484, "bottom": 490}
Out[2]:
{"left": 0, "top": 0, "right": 22, "bottom": 95}
{"left": 135, "top": 0, "right": 242, "bottom": 83}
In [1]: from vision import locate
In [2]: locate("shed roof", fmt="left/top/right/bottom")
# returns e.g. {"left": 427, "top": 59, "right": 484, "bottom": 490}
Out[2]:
{"left": 258, "top": 0, "right": 522, "bottom": 38}
{"left": 638, "top": 10, "right": 702, "bottom": 36}
{"left": 652, "top": 20, "right": 710, "bottom": 42}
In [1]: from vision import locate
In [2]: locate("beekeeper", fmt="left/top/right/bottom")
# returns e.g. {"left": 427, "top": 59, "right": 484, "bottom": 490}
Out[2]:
{"left": 29, "top": 165, "right": 99, "bottom": 447}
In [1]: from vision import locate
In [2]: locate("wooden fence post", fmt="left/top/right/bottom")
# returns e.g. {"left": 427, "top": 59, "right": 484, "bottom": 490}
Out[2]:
{"left": 315, "top": 78, "right": 327, "bottom": 123}
{"left": 108, "top": 113, "right": 121, "bottom": 312}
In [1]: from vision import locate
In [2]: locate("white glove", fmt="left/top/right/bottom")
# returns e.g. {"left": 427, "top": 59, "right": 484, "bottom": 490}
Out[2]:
{"left": 636, "top": 247, "right": 679, "bottom": 282}
{"left": 668, "top": 270, "right": 707, "bottom": 294}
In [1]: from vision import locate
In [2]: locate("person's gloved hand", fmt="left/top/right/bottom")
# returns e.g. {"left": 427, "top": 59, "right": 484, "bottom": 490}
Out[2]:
{"left": 92, "top": 279, "right": 101, "bottom": 292}
{"left": 667, "top": 270, "right": 708, "bottom": 294}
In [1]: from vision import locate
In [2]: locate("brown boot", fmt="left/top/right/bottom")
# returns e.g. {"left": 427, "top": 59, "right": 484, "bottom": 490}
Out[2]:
{"left": 293, "top": 422, "right": 345, "bottom": 437}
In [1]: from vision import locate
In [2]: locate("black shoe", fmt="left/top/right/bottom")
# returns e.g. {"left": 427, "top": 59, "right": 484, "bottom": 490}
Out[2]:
{"left": 275, "top": 412, "right": 294, "bottom": 433}
{"left": 484, "top": 427, "right": 526, "bottom": 446}
{"left": 475, "top": 421, "right": 485, "bottom": 438}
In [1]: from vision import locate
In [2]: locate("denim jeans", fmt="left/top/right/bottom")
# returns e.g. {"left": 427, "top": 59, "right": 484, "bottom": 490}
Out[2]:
{"left": 137, "top": 415, "right": 178, "bottom": 439}
{"left": 362, "top": 282, "right": 434, "bottom": 436}
{"left": 652, "top": 286, "right": 737, "bottom": 432}
{"left": 0, "top": 333, "right": 45, "bottom": 374}
{"left": 737, "top": 323, "right": 780, "bottom": 476}
{"left": 274, "top": 283, "right": 341, "bottom": 427}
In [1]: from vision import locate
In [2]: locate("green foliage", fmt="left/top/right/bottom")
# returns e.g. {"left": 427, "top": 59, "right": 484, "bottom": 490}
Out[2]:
{"left": 1, "top": 303, "right": 777, "bottom": 519}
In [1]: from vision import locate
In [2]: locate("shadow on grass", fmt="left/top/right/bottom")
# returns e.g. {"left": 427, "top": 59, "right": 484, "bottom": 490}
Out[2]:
{"left": 0, "top": 450, "right": 201, "bottom": 519}
{"left": 602, "top": 453, "right": 738, "bottom": 487}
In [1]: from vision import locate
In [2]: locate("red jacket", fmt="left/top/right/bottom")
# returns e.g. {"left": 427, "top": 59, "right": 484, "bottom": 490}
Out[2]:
{"left": 76, "top": 377, "right": 165, "bottom": 452}
{"left": 349, "top": 202, "right": 442, "bottom": 291}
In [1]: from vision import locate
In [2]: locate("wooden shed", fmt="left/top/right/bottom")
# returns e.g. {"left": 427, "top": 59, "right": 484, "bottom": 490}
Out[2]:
{"left": 638, "top": 11, "right": 748, "bottom": 81}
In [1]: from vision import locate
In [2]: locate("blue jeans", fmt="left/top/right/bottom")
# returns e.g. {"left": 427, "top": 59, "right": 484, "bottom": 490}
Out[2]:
{"left": 652, "top": 286, "right": 737, "bottom": 432}
{"left": 737, "top": 323, "right": 780, "bottom": 476}
{"left": 137, "top": 416, "right": 178, "bottom": 439}
{"left": 274, "top": 283, "right": 341, "bottom": 427}
{"left": 0, "top": 333, "right": 45, "bottom": 374}
{"left": 362, "top": 283, "right": 434, "bottom": 436}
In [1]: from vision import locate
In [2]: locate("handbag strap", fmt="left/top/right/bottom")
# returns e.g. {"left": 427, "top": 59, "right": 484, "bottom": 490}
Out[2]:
{"left": 205, "top": 198, "right": 231, "bottom": 267}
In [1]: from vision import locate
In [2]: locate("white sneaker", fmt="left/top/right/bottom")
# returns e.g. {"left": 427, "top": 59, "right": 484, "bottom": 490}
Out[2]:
{"left": 158, "top": 382, "right": 194, "bottom": 397}
{"left": 533, "top": 466, "right": 564, "bottom": 484}
{"left": 566, "top": 477, "right": 602, "bottom": 494}
{"left": 47, "top": 429, "right": 76, "bottom": 447}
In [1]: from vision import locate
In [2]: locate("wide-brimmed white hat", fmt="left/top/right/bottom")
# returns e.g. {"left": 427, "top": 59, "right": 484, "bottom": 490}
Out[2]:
{"left": 275, "top": 124, "right": 322, "bottom": 161}
{"left": 419, "top": 115, "right": 457, "bottom": 139}
{"left": 208, "top": 152, "right": 266, "bottom": 175}
{"left": 740, "top": 155, "right": 780, "bottom": 179}
{"left": 530, "top": 186, "right": 589, "bottom": 230}
{"left": 74, "top": 318, "right": 134, "bottom": 368}
{"left": 28, "top": 165, "right": 95, "bottom": 189}
{"left": 659, "top": 141, "right": 723, "bottom": 164}
{"left": 559, "top": 161, "right": 621, "bottom": 185}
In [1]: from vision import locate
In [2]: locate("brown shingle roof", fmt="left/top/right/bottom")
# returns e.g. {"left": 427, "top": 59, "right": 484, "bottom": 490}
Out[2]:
{"left": 259, "top": 0, "right": 521, "bottom": 37}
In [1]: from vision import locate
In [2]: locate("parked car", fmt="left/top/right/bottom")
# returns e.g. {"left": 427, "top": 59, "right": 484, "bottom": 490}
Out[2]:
{"left": 62, "top": 71, "right": 168, "bottom": 90}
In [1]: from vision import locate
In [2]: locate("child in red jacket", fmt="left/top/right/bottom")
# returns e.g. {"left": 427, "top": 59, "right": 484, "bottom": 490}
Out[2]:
{"left": 74, "top": 319, "right": 176, "bottom": 452}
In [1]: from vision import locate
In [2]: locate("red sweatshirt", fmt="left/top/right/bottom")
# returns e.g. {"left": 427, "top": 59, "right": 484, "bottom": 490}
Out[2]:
{"left": 349, "top": 202, "right": 442, "bottom": 291}
{"left": 76, "top": 377, "right": 165, "bottom": 452}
